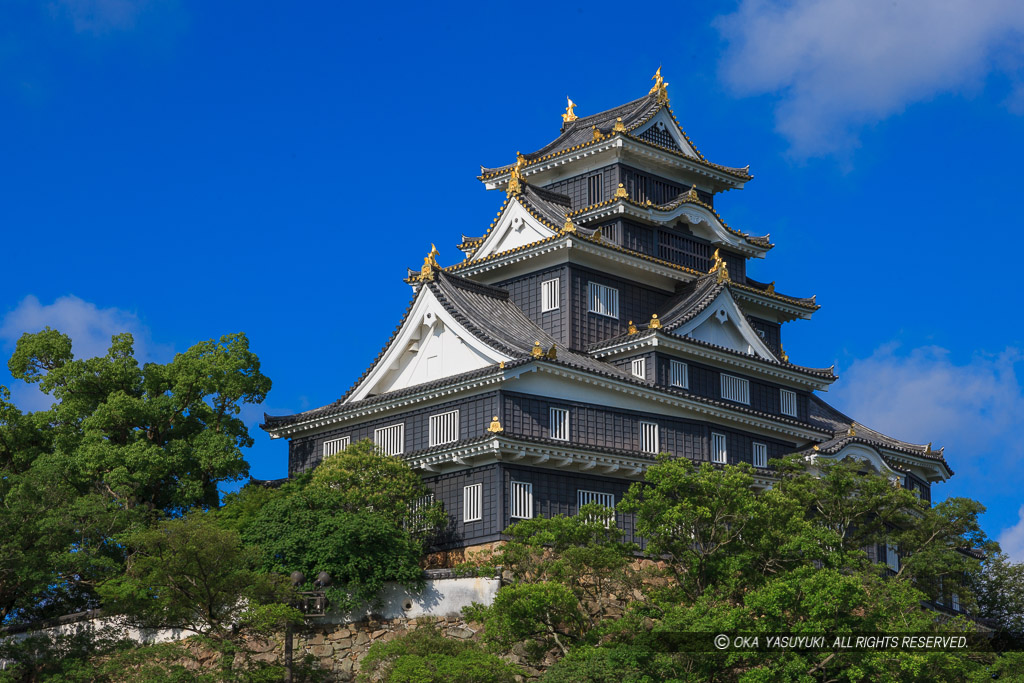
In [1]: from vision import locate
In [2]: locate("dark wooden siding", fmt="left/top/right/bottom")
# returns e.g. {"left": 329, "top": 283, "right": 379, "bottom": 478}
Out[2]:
{"left": 502, "top": 391, "right": 796, "bottom": 463}
{"left": 749, "top": 317, "right": 782, "bottom": 356}
{"left": 568, "top": 265, "right": 672, "bottom": 350}
{"left": 495, "top": 266, "right": 569, "bottom": 348}
{"left": 423, "top": 464, "right": 504, "bottom": 548}
{"left": 653, "top": 353, "right": 810, "bottom": 422}
{"left": 543, "top": 164, "right": 617, "bottom": 209}
{"left": 288, "top": 392, "right": 500, "bottom": 476}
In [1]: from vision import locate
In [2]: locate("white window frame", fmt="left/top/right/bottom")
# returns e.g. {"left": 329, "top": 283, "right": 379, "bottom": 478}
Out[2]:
{"left": 405, "top": 493, "right": 434, "bottom": 531}
{"left": 720, "top": 374, "right": 750, "bottom": 404}
{"left": 602, "top": 223, "right": 621, "bottom": 245}
{"left": 631, "top": 357, "right": 646, "bottom": 379}
{"left": 550, "top": 407, "right": 570, "bottom": 441}
{"left": 463, "top": 483, "right": 482, "bottom": 523}
{"left": 752, "top": 442, "right": 768, "bottom": 468}
{"left": 510, "top": 481, "right": 533, "bottom": 519}
{"left": 951, "top": 593, "right": 960, "bottom": 612}
{"left": 374, "top": 423, "right": 405, "bottom": 456}
{"left": 577, "top": 489, "right": 615, "bottom": 527}
{"left": 780, "top": 389, "right": 798, "bottom": 417}
{"left": 428, "top": 409, "right": 459, "bottom": 447}
{"left": 670, "top": 359, "right": 689, "bottom": 389}
{"left": 541, "top": 278, "right": 560, "bottom": 313}
{"left": 322, "top": 436, "right": 350, "bottom": 459}
{"left": 640, "top": 421, "right": 659, "bottom": 454}
{"left": 587, "top": 281, "right": 619, "bottom": 319}
{"left": 711, "top": 432, "right": 727, "bottom": 464}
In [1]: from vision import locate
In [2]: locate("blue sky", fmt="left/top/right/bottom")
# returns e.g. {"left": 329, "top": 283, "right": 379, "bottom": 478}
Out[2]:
{"left": 2, "top": 0, "right": 1023, "bottom": 558}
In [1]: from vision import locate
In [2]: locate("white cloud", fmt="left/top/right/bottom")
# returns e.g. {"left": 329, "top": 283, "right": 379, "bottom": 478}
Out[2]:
{"left": 999, "top": 506, "right": 1024, "bottom": 562}
{"left": 0, "top": 295, "right": 173, "bottom": 410}
{"left": 715, "top": 0, "right": 1024, "bottom": 156}
{"left": 830, "top": 343, "right": 1024, "bottom": 459}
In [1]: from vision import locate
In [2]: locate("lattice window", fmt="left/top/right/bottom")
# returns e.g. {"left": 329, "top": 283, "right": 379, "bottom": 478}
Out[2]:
{"left": 670, "top": 359, "right": 689, "bottom": 389}
{"left": 631, "top": 358, "right": 646, "bottom": 379}
{"left": 374, "top": 423, "right": 405, "bottom": 456}
{"left": 322, "top": 436, "right": 350, "bottom": 458}
{"left": 587, "top": 282, "right": 619, "bottom": 318}
{"left": 587, "top": 173, "right": 603, "bottom": 204}
{"left": 578, "top": 489, "right": 615, "bottom": 527}
{"left": 752, "top": 442, "right": 768, "bottom": 468}
{"left": 951, "top": 593, "right": 960, "bottom": 612}
{"left": 720, "top": 374, "right": 750, "bottom": 404}
{"left": 780, "top": 389, "right": 798, "bottom": 417}
{"left": 405, "top": 493, "right": 434, "bottom": 531}
{"left": 658, "top": 230, "right": 711, "bottom": 271}
{"left": 641, "top": 421, "right": 659, "bottom": 454}
{"left": 428, "top": 410, "right": 459, "bottom": 447}
{"left": 463, "top": 484, "right": 482, "bottom": 523}
{"left": 541, "top": 278, "right": 560, "bottom": 312}
{"left": 550, "top": 407, "right": 570, "bottom": 441}
{"left": 510, "top": 481, "right": 533, "bottom": 519}
{"left": 712, "top": 432, "right": 727, "bottom": 464}
{"left": 601, "top": 223, "right": 621, "bottom": 245}
{"left": 886, "top": 544, "right": 900, "bottom": 572}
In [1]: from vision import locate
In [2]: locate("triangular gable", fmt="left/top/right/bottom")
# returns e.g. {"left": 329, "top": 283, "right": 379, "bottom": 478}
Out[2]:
{"left": 472, "top": 198, "right": 558, "bottom": 260}
{"left": 670, "top": 288, "right": 776, "bottom": 360}
{"left": 632, "top": 109, "right": 697, "bottom": 157}
{"left": 346, "top": 286, "right": 513, "bottom": 403}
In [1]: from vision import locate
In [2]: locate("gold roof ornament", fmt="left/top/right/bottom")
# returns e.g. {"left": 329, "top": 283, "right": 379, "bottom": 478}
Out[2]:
{"left": 779, "top": 344, "right": 789, "bottom": 363}
{"left": 592, "top": 125, "right": 603, "bottom": 141}
{"left": 627, "top": 321, "right": 637, "bottom": 334}
{"left": 649, "top": 66, "right": 669, "bottom": 104}
{"left": 649, "top": 313, "right": 662, "bottom": 330}
{"left": 709, "top": 248, "right": 730, "bottom": 282}
{"left": 506, "top": 152, "right": 526, "bottom": 197}
{"left": 419, "top": 244, "right": 440, "bottom": 282}
{"left": 613, "top": 117, "right": 626, "bottom": 133}
{"left": 562, "top": 96, "right": 578, "bottom": 123}
{"left": 563, "top": 215, "right": 577, "bottom": 234}
{"left": 546, "top": 344, "right": 558, "bottom": 359}
{"left": 687, "top": 184, "right": 699, "bottom": 201}
{"left": 813, "top": 445, "right": 820, "bottom": 451}
{"left": 592, "top": 226, "right": 602, "bottom": 243}
{"left": 531, "top": 341, "right": 544, "bottom": 358}
{"left": 499, "top": 360, "right": 505, "bottom": 369}
{"left": 614, "top": 183, "right": 629, "bottom": 199}
{"left": 847, "top": 427, "right": 857, "bottom": 437}
{"left": 487, "top": 416, "right": 504, "bottom": 434}
{"left": 767, "top": 280, "right": 776, "bottom": 293}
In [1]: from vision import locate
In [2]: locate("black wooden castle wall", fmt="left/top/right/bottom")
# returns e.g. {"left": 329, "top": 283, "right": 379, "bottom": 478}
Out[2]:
{"left": 496, "top": 265, "right": 569, "bottom": 349}
{"left": 540, "top": 163, "right": 714, "bottom": 210}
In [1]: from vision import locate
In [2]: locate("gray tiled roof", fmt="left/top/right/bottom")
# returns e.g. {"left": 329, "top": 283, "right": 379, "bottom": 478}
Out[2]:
{"left": 803, "top": 395, "right": 950, "bottom": 468}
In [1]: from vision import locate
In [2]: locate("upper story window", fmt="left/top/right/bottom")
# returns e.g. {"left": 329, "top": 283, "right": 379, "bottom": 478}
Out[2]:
{"left": 322, "top": 436, "right": 350, "bottom": 458}
{"left": 510, "top": 481, "right": 533, "bottom": 519}
{"left": 550, "top": 407, "right": 570, "bottom": 441}
{"left": 951, "top": 593, "right": 960, "bottom": 612}
{"left": 670, "top": 359, "right": 689, "bottom": 389}
{"left": 780, "top": 389, "right": 798, "bottom": 417}
{"left": 602, "top": 223, "right": 621, "bottom": 245}
{"left": 374, "top": 423, "right": 405, "bottom": 456}
{"left": 720, "top": 374, "right": 750, "bottom": 404}
{"left": 631, "top": 358, "right": 646, "bottom": 379}
{"left": 428, "top": 410, "right": 459, "bottom": 447}
{"left": 640, "top": 421, "right": 659, "bottom": 454}
{"left": 711, "top": 432, "right": 728, "bottom": 464}
{"left": 752, "top": 442, "right": 768, "bottom": 468}
{"left": 885, "top": 544, "right": 900, "bottom": 572}
{"left": 463, "top": 483, "right": 482, "bottom": 523}
{"left": 588, "top": 282, "right": 619, "bottom": 319}
{"left": 578, "top": 489, "right": 615, "bottom": 527}
{"left": 404, "top": 493, "right": 434, "bottom": 531}
{"left": 541, "top": 278, "right": 560, "bottom": 312}
{"left": 587, "top": 173, "right": 603, "bottom": 204}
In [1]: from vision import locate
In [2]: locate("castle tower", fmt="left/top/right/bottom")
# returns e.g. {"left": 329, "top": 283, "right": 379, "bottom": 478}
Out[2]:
{"left": 262, "top": 72, "right": 951, "bottom": 554}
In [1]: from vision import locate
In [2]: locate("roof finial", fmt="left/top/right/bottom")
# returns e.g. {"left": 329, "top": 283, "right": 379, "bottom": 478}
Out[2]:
{"left": 546, "top": 344, "right": 558, "bottom": 360}
{"left": 687, "top": 184, "right": 699, "bottom": 201}
{"left": 419, "top": 244, "right": 440, "bottom": 282}
{"left": 709, "top": 248, "right": 730, "bottom": 282}
{"left": 614, "top": 183, "right": 628, "bottom": 199}
{"left": 506, "top": 152, "right": 526, "bottom": 197}
{"left": 779, "top": 344, "right": 790, "bottom": 363}
{"left": 487, "top": 416, "right": 504, "bottom": 434}
{"left": 531, "top": 341, "right": 544, "bottom": 358}
{"left": 628, "top": 321, "right": 637, "bottom": 334}
{"left": 613, "top": 117, "right": 626, "bottom": 133}
{"left": 592, "top": 125, "right": 603, "bottom": 141}
{"left": 563, "top": 214, "right": 577, "bottom": 234}
{"left": 649, "top": 66, "right": 669, "bottom": 104}
{"left": 649, "top": 313, "right": 662, "bottom": 330}
{"left": 562, "top": 97, "right": 578, "bottom": 123}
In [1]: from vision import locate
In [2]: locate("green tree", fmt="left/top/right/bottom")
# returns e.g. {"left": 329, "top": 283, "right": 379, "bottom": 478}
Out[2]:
{"left": 0, "top": 329, "right": 270, "bottom": 623}
{"left": 358, "top": 623, "right": 522, "bottom": 683}
{"left": 239, "top": 440, "right": 443, "bottom": 611}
